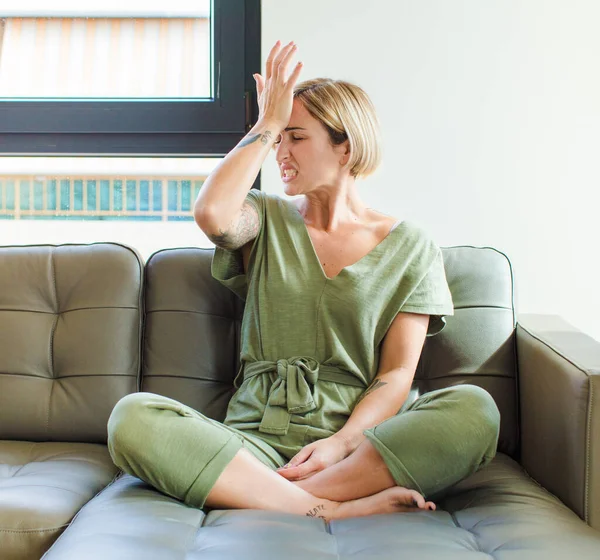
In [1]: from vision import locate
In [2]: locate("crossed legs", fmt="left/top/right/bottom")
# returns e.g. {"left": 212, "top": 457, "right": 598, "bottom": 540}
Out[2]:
{"left": 108, "top": 385, "right": 500, "bottom": 522}
{"left": 107, "top": 393, "right": 433, "bottom": 523}
{"left": 204, "top": 446, "right": 433, "bottom": 522}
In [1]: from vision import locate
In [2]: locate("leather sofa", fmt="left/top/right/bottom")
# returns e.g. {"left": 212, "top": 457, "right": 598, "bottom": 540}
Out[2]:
{"left": 0, "top": 242, "right": 599, "bottom": 559}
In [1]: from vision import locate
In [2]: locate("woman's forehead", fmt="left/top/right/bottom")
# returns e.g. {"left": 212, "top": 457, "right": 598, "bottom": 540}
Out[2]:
{"left": 288, "top": 102, "right": 320, "bottom": 130}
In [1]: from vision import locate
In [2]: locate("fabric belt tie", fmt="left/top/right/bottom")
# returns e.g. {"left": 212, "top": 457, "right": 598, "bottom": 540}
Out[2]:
{"left": 242, "top": 357, "right": 366, "bottom": 436}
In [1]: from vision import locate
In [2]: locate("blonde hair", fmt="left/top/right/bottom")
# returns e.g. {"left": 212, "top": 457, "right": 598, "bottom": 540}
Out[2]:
{"left": 293, "top": 78, "right": 382, "bottom": 178}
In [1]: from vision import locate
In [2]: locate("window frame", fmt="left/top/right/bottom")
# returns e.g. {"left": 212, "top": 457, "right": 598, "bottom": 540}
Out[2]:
{"left": 0, "top": 0, "right": 261, "bottom": 156}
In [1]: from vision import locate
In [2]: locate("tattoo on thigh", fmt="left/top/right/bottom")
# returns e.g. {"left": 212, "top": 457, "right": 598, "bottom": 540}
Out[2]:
{"left": 306, "top": 504, "right": 326, "bottom": 519}
{"left": 357, "top": 378, "right": 388, "bottom": 404}
{"left": 238, "top": 130, "right": 273, "bottom": 148}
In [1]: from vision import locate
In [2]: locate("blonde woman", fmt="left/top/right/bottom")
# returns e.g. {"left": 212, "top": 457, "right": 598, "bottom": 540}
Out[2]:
{"left": 108, "top": 41, "right": 500, "bottom": 521}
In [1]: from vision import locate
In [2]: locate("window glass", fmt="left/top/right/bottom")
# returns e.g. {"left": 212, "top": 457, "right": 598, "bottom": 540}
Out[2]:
{"left": 0, "top": 1, "right": 212, "bottom": 98}
{"left": 0, "top": 156, "right": 220, "bottom": 259}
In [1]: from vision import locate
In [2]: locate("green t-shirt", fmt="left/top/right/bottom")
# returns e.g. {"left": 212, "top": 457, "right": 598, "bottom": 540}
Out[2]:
{"left": 211, "top": 189, "right": 454, "bottom": 454}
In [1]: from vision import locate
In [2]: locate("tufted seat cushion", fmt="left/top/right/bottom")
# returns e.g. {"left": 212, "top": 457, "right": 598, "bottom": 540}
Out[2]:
{"left": 41, "top": 453, "right": 600, "bottom": 559}
{"left": 0, "top": 442, "right": 118, "bottom": 560}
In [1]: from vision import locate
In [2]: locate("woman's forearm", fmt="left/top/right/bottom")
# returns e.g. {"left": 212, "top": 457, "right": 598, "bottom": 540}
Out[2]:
{"left": 193, "top": 118, "right": 282, "bottom": 231}
{"left": 332, "top": 369, "right": 414, "bottom": 454}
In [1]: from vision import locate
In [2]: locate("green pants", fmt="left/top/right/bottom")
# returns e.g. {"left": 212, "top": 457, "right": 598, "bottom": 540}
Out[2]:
{"left": 107, "top": 385, "right": 500, "bottom": 508}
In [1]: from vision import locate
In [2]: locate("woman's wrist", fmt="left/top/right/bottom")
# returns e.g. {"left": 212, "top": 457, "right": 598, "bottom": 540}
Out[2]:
{"left": 331, "top": 431, "right": 365, "bottom": 456}
{"left": 253, "top": 117, "right": 285, "bottom": 137}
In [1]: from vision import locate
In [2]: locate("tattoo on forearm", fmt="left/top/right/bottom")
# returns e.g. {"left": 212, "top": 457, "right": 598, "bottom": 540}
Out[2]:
{"left": 306, "top": 504, "right": 326, "bottom": 519}
{"left": 356, "top": 378, "right": 388, "bottom": 404}
{"left": 261, "top": 130, "right": 273, "bottom": 145}
{"left": 207, "top": 202, "right": 260, "bottom": 250}
{"left": 237, "top": 130, "right": 273, "bottom": 148}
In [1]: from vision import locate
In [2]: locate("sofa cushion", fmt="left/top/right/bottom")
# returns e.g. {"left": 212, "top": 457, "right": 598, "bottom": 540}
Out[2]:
{"left": 417, "top": 246, "right": 518, "bottom": 458}
{"left": 142, "top": 248, "right": 243, "bottom": 421}
{"left": 41, "top": 453, "right": 600, "bottom": 559}
{"left": 0, "top": 243, "right": 143, "bottom": 443}
{"left": 0, "top": 441, "right": 118, "bottom": 560}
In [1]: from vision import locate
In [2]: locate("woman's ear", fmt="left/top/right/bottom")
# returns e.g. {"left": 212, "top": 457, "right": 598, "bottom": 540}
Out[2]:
{"left": 338, "top": 139, "right": 351, "bottom": 166}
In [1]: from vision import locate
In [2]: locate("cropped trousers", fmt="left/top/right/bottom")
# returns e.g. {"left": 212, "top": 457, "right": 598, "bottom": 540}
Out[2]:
{"left": 107, "top": 384, "right": 500, "bottom": 509}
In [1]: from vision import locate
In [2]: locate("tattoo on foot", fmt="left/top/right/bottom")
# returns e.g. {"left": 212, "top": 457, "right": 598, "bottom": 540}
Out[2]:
{"left": 356, "top": 378, "right": 388, "bottom": 404}
{"left": 306, "top": 504, "right": 326, "bottom": 519}
{"left": 238, "top": 130, "right": 273, "bottom": 148}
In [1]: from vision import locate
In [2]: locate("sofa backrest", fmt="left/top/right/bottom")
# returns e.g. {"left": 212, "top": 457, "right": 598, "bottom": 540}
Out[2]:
{"left": 142, "top": 248, "right": 243, "bottom": 421}
{"left": 142, "top": 245, "right": 518, "bottom": 457}
{"left": 418, "top": 246, "right": 518, "bottom": 457}
{"left": 0, "top": 243, "right": 143, "bottom": 443}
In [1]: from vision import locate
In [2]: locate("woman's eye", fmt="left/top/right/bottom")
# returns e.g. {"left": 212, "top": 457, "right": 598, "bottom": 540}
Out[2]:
{"left": 272, "top": 135, "right": 304, "bottom": 148}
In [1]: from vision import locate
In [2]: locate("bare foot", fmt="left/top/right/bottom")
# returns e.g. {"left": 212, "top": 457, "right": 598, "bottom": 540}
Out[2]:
{"left": 328, "top": 487, "right": 436, "bottom": 521}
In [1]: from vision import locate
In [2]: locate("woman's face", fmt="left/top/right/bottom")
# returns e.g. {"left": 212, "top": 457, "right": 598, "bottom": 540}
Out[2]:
{"left": 274, "top": 99, "right": 350, "bottom": 196}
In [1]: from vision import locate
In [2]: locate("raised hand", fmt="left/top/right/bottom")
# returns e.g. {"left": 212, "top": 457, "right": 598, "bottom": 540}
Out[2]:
{"left": 253, "top": 41, "right": 303, "bottom": 132}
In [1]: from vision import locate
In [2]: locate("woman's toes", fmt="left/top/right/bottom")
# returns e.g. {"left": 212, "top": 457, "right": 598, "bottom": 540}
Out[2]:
{"left": 389, "top": 488, "right": 436, "bottom": 512}
{"left": 329, "top": 487, "right": 438, "bottom": 520}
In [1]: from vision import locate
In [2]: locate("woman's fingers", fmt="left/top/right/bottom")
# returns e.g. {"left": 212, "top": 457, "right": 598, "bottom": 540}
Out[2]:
{"left": 265, "top": 40, "right": 281, "bottom": 81}
{"left": 290, "top": 447, "right": 312, "bottom": 467}
{"left": 276, "top": 43, "right": 298, "bottom": 82}
{"left": 285, "top": 61, "right": 304, "bottom": 91}
{"left": 253, "top": 73, "right": 265, "bottom": 96}
{"left": 272, "top": 42, "right": 296, "bottom": 80}
{"left": 411, "top": 491, "right": 426, "bottom": 509}
{"left": 276, "top": 446, "right": 316, "bottom": 480}
{"left": 280, "top": 446, "right": 313, "bottom": 469}
{"left": 264, "top": 40, "right": 299, "bottom": 84}
{"left": 255, "top": 40, "right": 300, "bottom": 128}
{"left": 277, "top": 460, "right": 321, "bottom": 481}
{"left": 410, "top": 491, "right": 436, "bottom": 510}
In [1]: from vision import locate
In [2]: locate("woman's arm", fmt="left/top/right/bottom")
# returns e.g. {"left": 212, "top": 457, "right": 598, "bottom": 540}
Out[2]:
{"left": 277, "top": 312, "right": 429, "bottom": 480}
{"left": 332, "top": 312, "right": 429, "bottom": 454}
{"left": 193, "top": 118, "right": 279, "bottom": 250}
{"left": 194, "top": 41, "right": 302, "bottom": 250}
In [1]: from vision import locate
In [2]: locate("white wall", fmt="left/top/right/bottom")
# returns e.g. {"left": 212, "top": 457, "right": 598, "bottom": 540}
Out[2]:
{"left": 260, "top": 0, "right": 600, "bottom": 341}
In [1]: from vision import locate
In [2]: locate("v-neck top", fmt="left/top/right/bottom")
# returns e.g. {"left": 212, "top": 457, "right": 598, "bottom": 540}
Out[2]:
{"left": 210, "top": 189, "right": 454, "bottom": 450}
{"left": 297, "top": 205, "right": 404, "bottom": 281}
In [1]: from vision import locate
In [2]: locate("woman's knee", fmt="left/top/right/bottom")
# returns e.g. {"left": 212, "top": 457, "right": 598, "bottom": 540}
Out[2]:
{"left": 107, "top": 392, "right": 156, "bottom": 462}
{"left": 447, "top": 384, "right": 501, "bottom": 445}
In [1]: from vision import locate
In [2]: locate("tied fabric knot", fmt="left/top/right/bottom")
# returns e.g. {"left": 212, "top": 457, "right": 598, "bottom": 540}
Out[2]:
{"left": 241, "top": 356, "right": 365, "bottom": 436}
{"left": 270, "top": 357, "right": 320, "bottom": 414}
{"left": 245, "top": 356, "right": 320, "bottom": 435}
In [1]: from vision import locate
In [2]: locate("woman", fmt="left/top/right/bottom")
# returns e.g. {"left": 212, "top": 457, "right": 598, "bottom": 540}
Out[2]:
{"left": 107, "top": 41, "right": 500, "bottom": 522}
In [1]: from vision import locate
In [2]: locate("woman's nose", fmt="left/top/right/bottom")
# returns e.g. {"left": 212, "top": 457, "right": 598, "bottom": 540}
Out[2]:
{"left": 275, "top": 140, "right": 290, "bottom": 162}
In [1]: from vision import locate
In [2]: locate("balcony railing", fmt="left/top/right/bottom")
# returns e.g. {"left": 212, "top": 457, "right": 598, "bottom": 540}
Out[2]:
{"left": 0, "top": 176, "right": 204, "bottom": 220}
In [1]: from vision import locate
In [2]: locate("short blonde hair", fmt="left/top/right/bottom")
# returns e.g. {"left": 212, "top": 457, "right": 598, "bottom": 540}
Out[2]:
{"left": 293, "top": 78, "right": 382, "bottom": 178}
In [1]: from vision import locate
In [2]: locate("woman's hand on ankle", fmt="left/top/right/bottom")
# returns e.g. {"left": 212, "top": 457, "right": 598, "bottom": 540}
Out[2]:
{"left": 276, "top": 436, "right": 350, "bottom": 481}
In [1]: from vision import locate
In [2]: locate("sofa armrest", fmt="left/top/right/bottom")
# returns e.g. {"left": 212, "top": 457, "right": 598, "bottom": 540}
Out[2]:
{"left": 517, "top": 313, "right": 600, "bottom": 530}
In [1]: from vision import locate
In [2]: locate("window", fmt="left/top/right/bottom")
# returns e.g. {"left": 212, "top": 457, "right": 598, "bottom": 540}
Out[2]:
{"left": 0, "top": 1, "right": 260, "bottom": 255}
{"left": 0, "top": 7, "right": 211, "bottom": 99}
{"left": 0, "top": 156, "right": 222, "bottom": 258}
{"left": 0, "top": 0, "right": 261, "bottom": 154}
{"left": 0, "top": 158, "right": 219, "bottom": 221}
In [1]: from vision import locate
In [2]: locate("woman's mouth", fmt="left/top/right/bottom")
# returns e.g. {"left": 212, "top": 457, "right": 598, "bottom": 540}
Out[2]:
{"left": 282, "top": 169, "right": 298, "bottom": 183}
